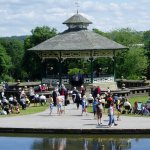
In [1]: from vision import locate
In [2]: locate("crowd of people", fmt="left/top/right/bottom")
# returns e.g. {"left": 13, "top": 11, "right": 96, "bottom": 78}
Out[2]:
{"left": 71, "top": 85, "right": 119, "bottom": 127}
{"left": 70, "top": 84, "right": 150, "bottom": 127}
{"left": 1, "top": 81, "right": 149, "bottom": 128}
{"left": 0, "top": 83, "right": 49, "bottom": 115}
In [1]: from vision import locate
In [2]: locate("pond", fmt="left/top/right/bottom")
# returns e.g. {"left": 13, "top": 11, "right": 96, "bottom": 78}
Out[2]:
{"left": 0, "top": 134, "right": 150, "bottom": 150}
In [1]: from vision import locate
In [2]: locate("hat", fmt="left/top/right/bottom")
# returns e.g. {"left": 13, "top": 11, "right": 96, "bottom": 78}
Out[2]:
{"left": 83, "top": 95, "right": 87, "bottom": 99}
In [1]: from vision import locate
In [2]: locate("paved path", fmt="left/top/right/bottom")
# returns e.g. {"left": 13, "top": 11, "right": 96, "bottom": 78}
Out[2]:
{"left": 0, "top": 101, "right": 150, "bottom": 134}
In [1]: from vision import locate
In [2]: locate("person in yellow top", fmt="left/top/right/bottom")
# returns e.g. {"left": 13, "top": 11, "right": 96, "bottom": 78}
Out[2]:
{"left": 116, "top": 99, "right": 121, "bottom": 121}
{"left": 25, "top": 96, "right": 30, "bottom": 107}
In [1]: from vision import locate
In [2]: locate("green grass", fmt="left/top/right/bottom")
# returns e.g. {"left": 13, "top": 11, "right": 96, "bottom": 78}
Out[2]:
{"left": 88, "top": 95, "right": 149, "bottom": 115}
{"left": 129, "top": 96, "right": 149, "bottom": 106}
{"left": 0, "top": 103, "right": 49, "bottom": 117}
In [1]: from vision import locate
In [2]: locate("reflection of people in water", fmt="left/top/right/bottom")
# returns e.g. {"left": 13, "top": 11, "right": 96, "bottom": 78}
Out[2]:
{"left": 84, "top": 139, "right": 88, "bottom": 150}
{"left": 31, "top": 137, "right": 131, "bottom": 150}
{"left": 58, "top": 138, "right": 66, "bottom": 150}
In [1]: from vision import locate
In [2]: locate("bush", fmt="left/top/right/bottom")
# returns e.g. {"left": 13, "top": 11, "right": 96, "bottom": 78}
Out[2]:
{"left": 0, "top": 74, "right": 15, "bottom": 82}
{"left": 68, "top": 68, "right": 84, "bottom": 75}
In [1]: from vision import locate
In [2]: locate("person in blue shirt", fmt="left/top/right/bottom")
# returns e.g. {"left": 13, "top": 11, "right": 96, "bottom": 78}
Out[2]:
{"left": 81, "top": 95, "right": 88, "bottom": 116}
{"left": 93, "top": 98, "right": 98, "bottom": 119}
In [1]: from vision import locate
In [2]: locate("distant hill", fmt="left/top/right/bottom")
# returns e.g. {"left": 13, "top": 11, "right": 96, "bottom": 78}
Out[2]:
{"left": 0, "top": 35, "right": 29, "bottom": 42}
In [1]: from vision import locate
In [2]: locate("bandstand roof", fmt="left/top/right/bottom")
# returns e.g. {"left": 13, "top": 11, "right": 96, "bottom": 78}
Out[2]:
{"left": 63, "top": 13, "right": 92, "bottom": 25}
{"left": 29, "top": 29, "right": 126, "bottom": 51}
{"left": 28, "top": 13, "right": 127, "bottom": 58}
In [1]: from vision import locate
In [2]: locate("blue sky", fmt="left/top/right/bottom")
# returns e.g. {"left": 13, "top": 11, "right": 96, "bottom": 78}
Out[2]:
{"left": 0, "top": 0, "right": 150, "bottom": 37}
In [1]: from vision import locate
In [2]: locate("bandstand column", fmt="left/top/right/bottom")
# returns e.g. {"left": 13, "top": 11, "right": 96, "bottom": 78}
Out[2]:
{"left": 58, "top": 52, "right": 63, "bottom": 85}
{"left": 41, "top": 59, "right": 46, "bottom": 79}
{"left": 90, "top": 57, "right": 94, "bottom": 83}
{"left": 113, "top": 50, "right": 116, "bottom": 81}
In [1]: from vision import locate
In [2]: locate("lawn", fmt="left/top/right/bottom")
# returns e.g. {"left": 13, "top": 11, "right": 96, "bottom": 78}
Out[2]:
{"left": 129, "top": 96, "right": 149, "bottom": 106}
{"left": 0, "top": 103, "right": 49, "bottom": 117}
{"left": 88, "top": 95, "right": 149, "bottom": 114}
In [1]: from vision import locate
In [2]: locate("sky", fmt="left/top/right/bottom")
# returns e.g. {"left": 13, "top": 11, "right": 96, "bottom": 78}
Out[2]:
{"left": 0, "top": 0, "right": 150, "bottom": 37}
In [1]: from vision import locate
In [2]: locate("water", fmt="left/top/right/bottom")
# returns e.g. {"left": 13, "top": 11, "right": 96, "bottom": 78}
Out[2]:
{"left": 0, "top": 134, "right": 150, "bottom": 150}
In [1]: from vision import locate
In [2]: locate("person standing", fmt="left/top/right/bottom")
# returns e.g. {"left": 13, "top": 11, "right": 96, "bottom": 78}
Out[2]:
{"left": 72, "top": 87, "right": 78, "bottom": 103}
{"left": 81, "top": 95, "right": 88, "bottom": 116}
{"left": 49, "top": 95, "right": 54, "bottom": 115}
{"left": 59, "top": 84, "right": 68, "bottom": 106}
{"left": 80, "top": 85, "right": 86, "bottom": 98}
{"left": 96, "top": 100, "right": 103, "bottom": 125}
{"left": 52, "top": 88, "right": 60, "bottom": 106}
{"left": 93, "top": 98, "right": 98, "bottom": 119}
{"left": 108, "top": 103, "right": 118, "bottom": 127}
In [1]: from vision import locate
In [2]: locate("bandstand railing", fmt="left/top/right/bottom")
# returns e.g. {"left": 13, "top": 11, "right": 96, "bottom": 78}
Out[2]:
{"left": 42, "top": 74, "right": 114, "bottom": 85}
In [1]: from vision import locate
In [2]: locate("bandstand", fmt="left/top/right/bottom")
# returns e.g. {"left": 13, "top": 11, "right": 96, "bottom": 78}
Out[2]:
{"left": 29, "top": 12, "right": 127, "bottom": 86}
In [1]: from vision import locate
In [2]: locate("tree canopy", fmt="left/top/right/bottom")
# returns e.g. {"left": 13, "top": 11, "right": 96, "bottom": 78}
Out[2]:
{"left": 23, "top": 26, "right": 57, "bottom": 81}
{"left": 0, "top": 26, "right": 149, "bottom": 81}
{"left": 0, "top": 44, "right": 12, "bottom": 81}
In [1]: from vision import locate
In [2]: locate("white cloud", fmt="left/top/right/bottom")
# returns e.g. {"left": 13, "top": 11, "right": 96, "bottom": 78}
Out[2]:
{"left": 0, "top": 0, "right": 150, "bottom": 37}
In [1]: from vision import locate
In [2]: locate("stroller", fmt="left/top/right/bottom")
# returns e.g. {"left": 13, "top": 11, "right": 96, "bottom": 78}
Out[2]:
{"left": 134, "top": 102, "right": 143, "bottom": 114}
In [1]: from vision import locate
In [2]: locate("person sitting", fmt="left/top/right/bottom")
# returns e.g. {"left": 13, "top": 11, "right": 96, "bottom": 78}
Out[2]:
{"left": 41, "top": 84, "right": 46, "bottom": 91}
{"left": 25, "top": 96, "right": 30, "bottom": 107}
{"left": 29, "top": 87, "right": 35, "bottom": 102}
{"left": 2, "top": 97, "right": 9, "bottom": 107}
{"left": 20, "top": 96, "right": 26, "bottom": 110}
{"left": 39, "top": 94, "right": 46, "bottom": 105}
{"left": 34, "top": 94, "right": 40, "bottom": 106}
{"left": 124, "top": 98, "right": 132, "bottom": 114}
{"left": 8, "top": 95, "right": 14, "bottom": 105}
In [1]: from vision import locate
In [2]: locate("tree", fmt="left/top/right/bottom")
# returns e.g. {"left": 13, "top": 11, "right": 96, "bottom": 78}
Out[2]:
{"left": 0, "top": 38, "right": 24, "bottom": 80}
{"left": 143, "top": 30, "right": 150, "bottom": 79}
{"left": 107, "top": 28, "right": 143, "bottom": 47}
{"left": 116, "top": 47, "right": 148, "bottom": 79}
{"left": 0, "top": 44, "right": 12, "bottom": 81}
{"left": 92, "top": 28, "right": 147, "bottom": 79}
{"left": 143, "top": 30, "right": 150, "bottom": 57}
{"left": 23, "top": 26, "right": 57, "bottom": 80}
{"left": 93, "top": 28, "right": 108, "bottom": 37}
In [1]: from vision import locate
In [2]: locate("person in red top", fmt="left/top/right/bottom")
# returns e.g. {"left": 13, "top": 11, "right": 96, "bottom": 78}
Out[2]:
{"left": 80, "top": 85, "right": 86, "bottom": 98}
{"left": 41, "top": 84, "right": 46, "bottom": 91}
{"left": 107, "top": 94, "right": 113, "bottom": 107}
{"left": 97, "top": 86, "right": 101, "bottom": 95}
{"left": 59, "top": 84, "right": 68, "bottom": 106}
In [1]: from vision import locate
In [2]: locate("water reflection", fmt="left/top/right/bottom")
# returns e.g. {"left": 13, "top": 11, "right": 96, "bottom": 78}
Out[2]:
{"left": 31, "top": 137, "right": 131, "bottom": 150}
{"left": 0, "top": 135, "right": 150, "bottom": 150}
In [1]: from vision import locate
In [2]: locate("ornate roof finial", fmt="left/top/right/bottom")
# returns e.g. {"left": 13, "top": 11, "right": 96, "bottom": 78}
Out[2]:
{"left": 75, "top": 0, "right": 80, "bottom": 14}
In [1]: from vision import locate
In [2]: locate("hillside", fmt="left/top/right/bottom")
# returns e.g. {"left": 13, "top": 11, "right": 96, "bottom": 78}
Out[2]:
{"left": 0, "top": 35, "right": 28, "bottom": 42}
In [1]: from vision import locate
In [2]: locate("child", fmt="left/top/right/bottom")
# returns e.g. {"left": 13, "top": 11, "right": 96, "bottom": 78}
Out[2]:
{"left": 81, "top": 95, "right": 88, "bottom": 116}
{"left": 49, "top": 96, "right": 54, "bottom": 115}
